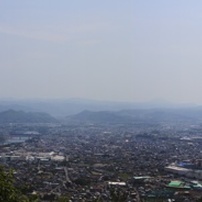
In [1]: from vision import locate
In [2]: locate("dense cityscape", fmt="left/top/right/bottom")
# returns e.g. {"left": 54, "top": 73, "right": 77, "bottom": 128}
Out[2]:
{"left": 0, "top": 112, "right": 202, "bottom": 202}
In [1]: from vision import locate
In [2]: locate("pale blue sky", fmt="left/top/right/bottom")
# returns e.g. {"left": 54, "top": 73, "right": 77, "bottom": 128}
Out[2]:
{"left": 1, "top": 1, "right": 202, "bottom": 103}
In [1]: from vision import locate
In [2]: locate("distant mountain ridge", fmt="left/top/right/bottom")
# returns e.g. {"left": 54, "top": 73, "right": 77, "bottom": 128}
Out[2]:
{"left": 67, "top": 108, "right": 202, "bottom": 124}
{"left": 68, "top": 110, "right": 131, "bottom": 123}
{"left": 0, "top": 109, "right": 57, "bottom": 123}
{"left": 0, "top": 98, "right": 197, "bottom": 117}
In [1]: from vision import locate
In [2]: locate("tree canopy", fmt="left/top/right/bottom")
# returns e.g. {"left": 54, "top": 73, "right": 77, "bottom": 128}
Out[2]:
{"left": 0, "top": 166, "right": 32, "bottom": 202}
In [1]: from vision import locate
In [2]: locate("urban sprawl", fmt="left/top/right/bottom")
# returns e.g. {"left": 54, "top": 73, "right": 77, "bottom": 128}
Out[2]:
{"left": 0, "top": 121, "right": 202, "bottom": 202}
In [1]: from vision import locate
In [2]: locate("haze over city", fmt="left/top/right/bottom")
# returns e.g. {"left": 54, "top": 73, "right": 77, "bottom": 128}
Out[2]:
{"left": 1, "top": 1, "right": 202, "bottom": 104}
{"left": 2, "top": 2, "right": 202, "bottom": 201}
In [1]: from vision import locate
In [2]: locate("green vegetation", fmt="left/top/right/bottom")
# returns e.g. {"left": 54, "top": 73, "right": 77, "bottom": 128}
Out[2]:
{"left": 118, "top": 172, "right": 131, "bottom": 180}
{"left": 109, "top": 188, "right": 128, "bottom": 202}
{"left": 0, "top": 166, "right": 39, "bottom": 202}
{"left": 0, "top": 166, "right": 26, "bottom": 202}
{"left": 57, "top": 195, "right": 70, "bottom": 202}
{"left": 0, "top": 166, "right": 73, "bottom": 202}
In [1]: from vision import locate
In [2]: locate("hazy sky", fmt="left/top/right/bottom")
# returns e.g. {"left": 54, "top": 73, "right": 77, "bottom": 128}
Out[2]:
{"left": 1, "top": 1, "right": 202, "bottom": 103}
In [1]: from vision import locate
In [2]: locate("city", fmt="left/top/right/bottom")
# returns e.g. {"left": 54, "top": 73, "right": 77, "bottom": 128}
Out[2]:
{"left": 1, "top": 1, "right": 202, "bottom": 201}
{"left": 0, "top": 114, "right": 202, "bottom": 201}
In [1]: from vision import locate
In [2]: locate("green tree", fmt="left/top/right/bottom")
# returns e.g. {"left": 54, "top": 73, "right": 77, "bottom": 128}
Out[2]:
{"left": 109, "top": 188, "right": 128, "bottom": 202}
{"left": 0, "top": 166, "right": 34, "bottom": 202}
{"left": 57, "top": 195, "right": 70, "bottom": 202}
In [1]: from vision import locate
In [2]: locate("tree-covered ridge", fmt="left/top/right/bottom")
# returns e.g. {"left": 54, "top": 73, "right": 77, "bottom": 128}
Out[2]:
{"left": 0, "top": 110, "right": 57, "bottom": 123}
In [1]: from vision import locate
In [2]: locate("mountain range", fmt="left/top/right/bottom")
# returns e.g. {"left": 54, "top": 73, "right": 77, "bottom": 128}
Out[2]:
{"left": 0, "top": 109, "right": 57, "bottom": 123}
{"left": 66, "top": 108, "right": 202, "bottom": 124}
{"left": 0, "top": 98, "right": 197, "bottom": 117}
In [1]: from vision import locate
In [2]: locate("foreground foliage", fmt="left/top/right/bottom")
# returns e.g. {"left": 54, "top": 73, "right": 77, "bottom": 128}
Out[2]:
{"left": 0, "top": 166, "right": 38, "bottom": 202}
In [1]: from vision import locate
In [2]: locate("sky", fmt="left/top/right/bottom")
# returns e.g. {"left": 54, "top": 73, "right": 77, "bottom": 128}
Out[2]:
{"left": 1, "top": 1, "right": 202, "bottom": 104}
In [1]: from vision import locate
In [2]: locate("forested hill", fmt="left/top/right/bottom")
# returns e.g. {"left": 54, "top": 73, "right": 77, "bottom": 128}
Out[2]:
{"left": 0, "top": 109, "right": 57, "bottom": 123}
{"left": 66, "top": 108, "right": 202, "bottom": 124}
